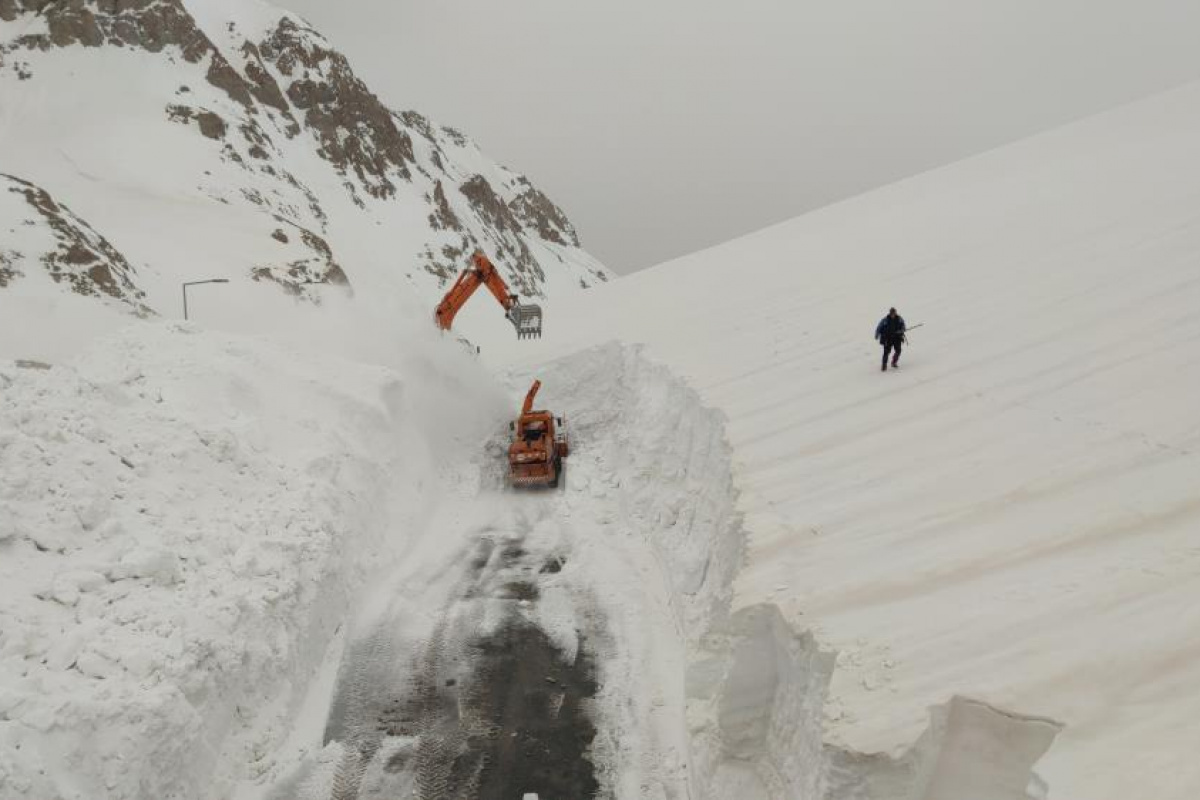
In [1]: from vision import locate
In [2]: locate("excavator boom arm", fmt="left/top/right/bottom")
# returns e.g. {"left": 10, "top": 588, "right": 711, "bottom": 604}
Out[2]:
{"left": 433, "top": 251, "right": 516, "bottom": 331}
{"left": 434, "top": 268, "right": 482, "bottom": 330}
{"left": 432, "top": 251, "right": 543, "bottom": 339}
{"left": 475, "top": 251, "right": 518, "bottom": 311}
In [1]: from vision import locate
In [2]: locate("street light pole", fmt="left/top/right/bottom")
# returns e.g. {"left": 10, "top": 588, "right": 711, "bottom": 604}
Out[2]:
{"left": 182, "top": 279, "right": 230, "bottom": 321}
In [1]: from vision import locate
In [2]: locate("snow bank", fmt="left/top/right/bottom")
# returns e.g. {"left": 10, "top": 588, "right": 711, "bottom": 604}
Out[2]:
{"left": 530, "top": 344, "right": 744, "bottom": 644}
{"left": 0, "top": 320, "right": 504, "bottom": 799}
{"left": 526, "top": 344, "right": 745, "bottom": 797}
{"left": 0, "top": 316, "right": 1064, "bottom": 799}
{"left": 257, "top": 341, "right": 745, "bottom": 798}
{"left": 684, "top": 600, "right": 1059, "bottom": 799}
{"left": 493, "top": 82, "right": 1200, "bottom": 799}
{"left": 526, "top": 345, "right": 1059, "bottom": 799}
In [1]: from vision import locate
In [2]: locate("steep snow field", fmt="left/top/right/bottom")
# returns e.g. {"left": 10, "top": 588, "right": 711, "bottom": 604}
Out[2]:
{"left": 496, "top": 82, "right": 1200, "bottom": 799}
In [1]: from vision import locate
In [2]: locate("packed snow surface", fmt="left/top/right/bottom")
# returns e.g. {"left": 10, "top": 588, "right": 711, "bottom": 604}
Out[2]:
{"left": 495, "top": 82, "right": 1200, "bottom": 800}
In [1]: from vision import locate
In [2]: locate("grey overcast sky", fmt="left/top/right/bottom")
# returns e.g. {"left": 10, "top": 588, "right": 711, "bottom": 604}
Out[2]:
{"left": 280, "top": 0, "right": 1200, "bottom": 273}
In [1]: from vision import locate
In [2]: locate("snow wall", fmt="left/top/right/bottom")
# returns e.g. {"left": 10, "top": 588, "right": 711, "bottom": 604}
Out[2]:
{"left": 542, "top": 345, "right": 1063, "bottom": 800}
{"left": 0, "top": 319, "right": 505, "bottom": 799}
{"left": 0, "top": 331, "right": 1062, "bottom": 799}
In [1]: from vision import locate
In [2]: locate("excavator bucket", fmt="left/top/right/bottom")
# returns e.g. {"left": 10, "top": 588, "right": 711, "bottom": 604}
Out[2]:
{"left": 509, "top": 303, "right": 543, "bottom": 340}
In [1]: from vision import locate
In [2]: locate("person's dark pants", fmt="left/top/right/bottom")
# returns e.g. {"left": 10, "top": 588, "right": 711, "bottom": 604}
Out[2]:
{"left": 882, "top": 339, "right": 902, "bottom": 369}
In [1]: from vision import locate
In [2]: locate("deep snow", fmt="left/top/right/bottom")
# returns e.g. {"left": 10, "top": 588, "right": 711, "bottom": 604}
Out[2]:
{"left": 5, "top": 5, "right": 1197, "bottom": 796}
{"left": 493, "top": 81, "right": 1200, "bottom": 800}
{"left": 0, "top": 319, "right": 509, "bottom": 798}
{"left": 250, "top": 343, "right": 746, "bottom": 799}
{"left": 1, "top": 310, "right": 1057, "bottom": 799}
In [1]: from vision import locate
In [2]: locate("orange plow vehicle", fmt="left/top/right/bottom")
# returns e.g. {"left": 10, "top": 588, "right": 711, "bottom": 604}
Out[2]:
{"left": 434, "top": 250, "right": 543, "bottom": 339}
{"left": 508, "top": 380, "right": 569, "bottom": 488}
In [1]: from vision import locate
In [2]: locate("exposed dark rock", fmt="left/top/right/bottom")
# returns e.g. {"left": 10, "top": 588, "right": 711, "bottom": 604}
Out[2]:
{"left": 427, "top": 181, "right": 461, "bottom": 232}
{"left": 1, "top": 173, "right": 150, "bottom": 314}
{"left": 281, "top": 171, "right": 328, "bottom": 228}
{"left": 42, "top": 2, "right": 105, "bottom": 49}
{"left": 251, "top": 218, "right": 348, "bottom": 298}
{"left": 238, "top": 42, "right": 290, "bottom": 114}
{"left": 398, "top": 109, "right": 436, "bottom": 143}
{"left": 419, "top": 241, "right": 465, "bottom": 284}
{"left": 510, "top": 180, "right": 580, "bottom": 247}
{"left": 441, "top": 126, "right": 468, "bottom": 147}
{"left": 196, "top": 110, "right": 226, "bottom": 140}
{"left": 205, "top": 55, "right": 253, "bottom": 108}
{"left": 398, "top": 109, "right": 446, "bottom": 171}
{"left": 3, "top": 1, "right": 255, "bottom": 108}
{"left": 459, "top": 174, "right": 523, "bottom": 237}
{"left": 6, "top": 0, "right": 205, "bottom": 60}
{"left": 260, "top": 17, "right": 414, "bottom": 199}
{"left": 238, "top": 122, "right": 273, "bottom": 155}
{"left": 0, "top": 250, "right": 19, "bottom": 287}
{"left": 165, "top": 103, "right": 192, "bottom": 124}
{"left": 456, "top": 174, "right": 545, "bottom": 296}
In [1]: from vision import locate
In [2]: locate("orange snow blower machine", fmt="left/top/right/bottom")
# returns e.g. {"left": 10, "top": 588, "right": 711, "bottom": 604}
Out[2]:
{"left": 508, "top": 380, "right": 569, "bottom": 488}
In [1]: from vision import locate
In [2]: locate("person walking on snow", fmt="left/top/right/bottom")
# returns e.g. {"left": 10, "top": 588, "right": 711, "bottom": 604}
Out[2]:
{"left": 875, "top": 307, "right": 906, "bottom": 371}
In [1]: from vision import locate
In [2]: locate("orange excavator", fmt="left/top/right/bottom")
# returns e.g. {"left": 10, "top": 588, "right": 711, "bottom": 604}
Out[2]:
{"left": 508, "top": 380, "right": 569, "bottom": 488}
{"left": 434, "top": 250, "right": 543, "bottom": 339}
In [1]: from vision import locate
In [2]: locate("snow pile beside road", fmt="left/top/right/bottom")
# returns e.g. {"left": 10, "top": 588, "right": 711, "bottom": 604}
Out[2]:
{"left": 500, "top": 347, "right": 1062, "bottom": 799}
{"left": 533, "top": 344, "right": 744, "bottom": 644}
{"left": 260, "top": 343, "right": 747, "bottom": 799}
{"left": 522, "top": 346, "right": 1058, "bottom": 799}
{"left": 528, "top": 344, "right": 746, "bottom": 797}
{"left": 0, "top": 320, "right": 504, "bottom": 800}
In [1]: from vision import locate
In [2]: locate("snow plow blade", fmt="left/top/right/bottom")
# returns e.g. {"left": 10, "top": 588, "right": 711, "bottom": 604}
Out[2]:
{"left": 510, "top": 463, "right": 562, "bottom": 488}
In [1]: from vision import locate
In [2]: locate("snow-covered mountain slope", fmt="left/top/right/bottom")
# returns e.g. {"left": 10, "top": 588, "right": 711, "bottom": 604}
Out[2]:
{"left": 497, "top": 82, "right": 1200, "bottom": 799}
{"left": 0, "top": 0, "right": 609, "bottom": 326}
{"left": 0, "top": 173, "right": 149, "bottom": 314}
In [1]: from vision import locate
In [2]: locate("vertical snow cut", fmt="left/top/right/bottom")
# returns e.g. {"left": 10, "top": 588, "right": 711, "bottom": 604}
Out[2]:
{"left": 528, "top": 346, "right": 1062, "bottom": 800}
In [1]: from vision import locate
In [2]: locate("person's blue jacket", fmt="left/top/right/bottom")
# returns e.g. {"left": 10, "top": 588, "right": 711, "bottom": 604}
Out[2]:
{"left": 875, "top": 314, "right": 906, "bottom": 342}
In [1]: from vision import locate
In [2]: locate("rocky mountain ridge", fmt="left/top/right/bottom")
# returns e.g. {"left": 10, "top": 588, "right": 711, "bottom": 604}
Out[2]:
{"left": 0, "top": 0, "right": 609, "bottom": 317}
